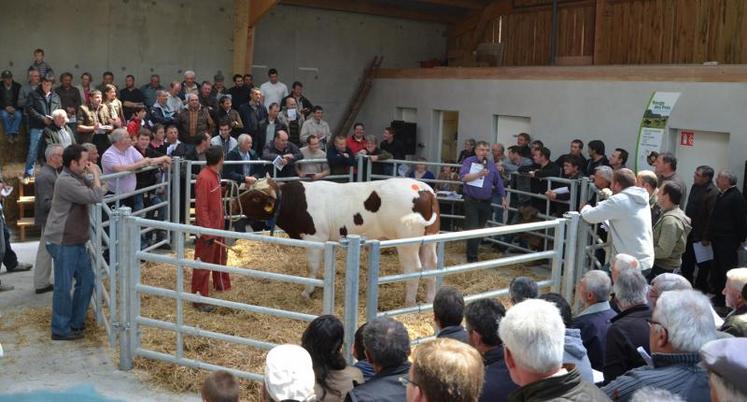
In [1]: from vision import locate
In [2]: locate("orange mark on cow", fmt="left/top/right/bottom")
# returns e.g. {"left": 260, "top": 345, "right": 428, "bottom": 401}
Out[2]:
{"left": 411, "top": 184, "right": 420, "bottom": 191}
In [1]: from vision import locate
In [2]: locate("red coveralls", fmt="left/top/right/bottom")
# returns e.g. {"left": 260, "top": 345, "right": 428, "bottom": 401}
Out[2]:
{"left": 191, "top": 165, "right": 231, "bottom": 301}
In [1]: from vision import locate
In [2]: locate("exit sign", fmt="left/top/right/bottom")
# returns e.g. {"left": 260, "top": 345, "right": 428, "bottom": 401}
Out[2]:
{"left": 680, "top": 131, "right": 694, "bottom": 146}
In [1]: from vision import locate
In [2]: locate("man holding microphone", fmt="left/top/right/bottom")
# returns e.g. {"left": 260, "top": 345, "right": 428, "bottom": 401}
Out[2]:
{"left": 460, "top": 140, "right": 507, "bottom": 262}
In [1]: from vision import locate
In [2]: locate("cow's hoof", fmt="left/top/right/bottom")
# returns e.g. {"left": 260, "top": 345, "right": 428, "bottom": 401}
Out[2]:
{"left": 301, "top": 291, "right": 312, "bottom": 301}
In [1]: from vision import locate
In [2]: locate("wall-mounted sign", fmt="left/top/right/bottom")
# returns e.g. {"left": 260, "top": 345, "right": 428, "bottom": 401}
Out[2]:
{"left": 680, "top": 131, "right": 694, "bottom": 146}
{"left": 635, "top": 92, "right": 681, "bottom": 171}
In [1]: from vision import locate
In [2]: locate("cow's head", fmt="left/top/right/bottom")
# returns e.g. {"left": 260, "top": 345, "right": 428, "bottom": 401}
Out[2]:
{"left": 231, "top": 176, "right": 281, "bottom": 220}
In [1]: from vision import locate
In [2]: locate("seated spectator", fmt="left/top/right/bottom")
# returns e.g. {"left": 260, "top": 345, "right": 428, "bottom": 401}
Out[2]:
{"left": 509, "top": 276, "right": 538, "bottom": 305}
{"left": 42, "top": 109, "right": 76, "bottom": 157}
{"left": 262, "top": 130, "right": 302, "bottom": 178}
{"left": 301, "top": 315, "right": 363, "bottom": 402}
{"left": 25, "top": 74, "right": 61, "bottom": 177}
{"left": 721, "top": 268, "right": 747, "bottom": 337}
{"left": 214, "top": 94, "right": 243, "bottom": 138}
{"left": 609, "top": 253, "right": 641, "bottom": 313}
{"left": 0, "top": 70, "right": 22, "bottom": 144}
{"left": 609, "top": 148, "right": 628, "bottom": 171}
{"left": 201, "top": 370, "right": 239, "bottom": 402}
{"left": 296, "top": 135, "right": 329, "bottom": 181}
{"left": 648, "top": 273, "right": 724, "bottom": 328}
{"left": 326, "top": 135, "right": 355, "bottom": 178}
{"left": 278, "top": 96, "right": 305, "bottom": 146}
{"left": 300, "top": 106, "right": 331, "bottom": 148}
{"left": 573, "top": 270, "right": 616, "bottom": 371}
{"left": 352, "top": 323, "right": 375, "bottom": 381}
{"left": 18, "top": 69, "right": 40, "bottom": 114}
{"left": 604, "top": 269, "right": 651, "bottom": 383}
{"left": 126, "top": 105, "right": 147, "bottom": 139}
{"left": 263, "top": 344, "right": 316, "bottom": 402}
{"left": 586, "top": 140, "right": 609, "bottom": 176}
{"left": 282, "top": 80, "right": 313, "bottom": 118}
{"left": 262, "top": 103, "right": 287, "bottom": 153}
{"left": 140, "top": 74, "right": 164, "bottom": 109}
{"left": 167, "top": 81, "right": 184, "bottom": 113}
{"left": 457, "top": 139, "right": 476, "bottom": 163}
{"left": 408, "top": 157, "right": 435, "bottom": 181}
{"left": 636, "top": 170, "right": 660, "bottom": 223}
{"left": 211, "top": 120, "right": 238, "bottom": 157}
{"left": 178, "top": 93, "right": 215, "bottom": 145}
{"left": 581, "top": 169, "right": 654, "bottom": 271}
{"left": 435, "top": 164, "right": 459, "bottom": 193}
{"left": 180, "top": 70, "right": 199, "bottom": 99}
{"left": 499, "top": 299, "right": 610, "bottom": 401}
{"left": 650, "top": 182, "right": 691, "bottom": 279}
{"left": 603, "top": 289, "right": 716, "bottom": 402}
{"left": 362, "top": 135, "right": 391, "bottom": 178}
{"left": 76, "top": 72, "right": 93, "bottom": 106}
{"left": 55, "top": 72, "right": 81, "bottom": 130}
{"left": 149, "top": 124, "right": 167, "bottom": 155}
{"left": 629, "top": 387, "right": 685, "bottom": 402}
{"left": 224, "top": 134, "right": 258, "bottom": 186}
{"left": 344, "top": 317, "right": 411, "bottom": 402}
{"left": 77, "top": 90, "right": 113, "bottom": 156}
{"left": 198, "top": 81, "right": 217, "bottom": 116}
{"left": 150, "top": 90, "right": 177, "bottom": 126}
{"left": 81, "top": 143, "right": 99, "bottom": 166}
{"left": 228, "top": 74, "right": 250, "bottom": 109}
{"left": 406, "top": 338, "right": 484, "bottom": 402}
{"left": 102, "top": 84, "right": 125, "bottom": 128}
{"left": 433, "top": 286, "right": 468, "bottom": 344}
{"left": 699, "top": 337, "right": 747, "bottom": 401}
{"left": 164, "top": 124, "right": 180, "bottom": 156}
{"left": 346, "top": 123, "right": 367, "bottom": 156}
{"left": 539, "top": 293, "right": 594, "bottom": 383}
{"left": 464, "top": 298, "right": 518, "bottom": 402}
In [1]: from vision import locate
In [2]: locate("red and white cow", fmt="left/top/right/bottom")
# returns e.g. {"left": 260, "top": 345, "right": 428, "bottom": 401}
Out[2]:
{"left": 232, "top": 177, "right": 440, "bottom": 306}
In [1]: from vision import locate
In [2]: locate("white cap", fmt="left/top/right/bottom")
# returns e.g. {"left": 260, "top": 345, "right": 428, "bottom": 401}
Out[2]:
{"left": 264, "top": 344, "right": 316, "bottom": 401}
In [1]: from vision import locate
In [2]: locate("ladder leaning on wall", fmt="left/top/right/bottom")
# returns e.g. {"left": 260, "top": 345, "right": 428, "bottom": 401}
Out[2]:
{"left": 335, "top": 56, "right": 383, "bottom": 138}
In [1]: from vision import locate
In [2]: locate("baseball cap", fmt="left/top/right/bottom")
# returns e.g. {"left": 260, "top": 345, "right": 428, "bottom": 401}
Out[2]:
{"left": 264, "top": 344, "right": 316, "bottom": 401}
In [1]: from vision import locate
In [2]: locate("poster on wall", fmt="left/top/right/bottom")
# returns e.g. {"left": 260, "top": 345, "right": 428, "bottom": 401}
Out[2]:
{"left": 634, "top": 92, "right": 681, "bottom": 171}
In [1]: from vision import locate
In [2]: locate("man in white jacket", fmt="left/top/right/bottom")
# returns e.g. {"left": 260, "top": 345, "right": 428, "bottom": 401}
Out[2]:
{"left": 581, "top": 168, "right": 654, "bottom": 271}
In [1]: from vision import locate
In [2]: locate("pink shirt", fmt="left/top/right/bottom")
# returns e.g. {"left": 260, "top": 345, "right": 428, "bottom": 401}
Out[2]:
{"left": 102, "top": 145, "right": 143, "bottom": 194}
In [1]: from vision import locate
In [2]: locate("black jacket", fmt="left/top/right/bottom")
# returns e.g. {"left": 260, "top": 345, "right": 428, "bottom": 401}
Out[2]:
{"left": 572, "top": 305, "right": 617, "bottom": 371}
{"left": 685, "top": 181, "right": 718, "bottom": 241}
{"left": 345, "top": 363, "right": 410, "bottom": 402}
{"left": 603, "top": 304, "right": 651, "bottom": 384}
{"left": 587, "top": 155, "right": 610, "bottom": 176}
{"left": 26, "top": 87, "right": 62, "bottom": 130}
{"left": 508, "top": 368, "right": 611, "bottom": 402}
{"left": 480, "top": 347, "right": 519, "bottom": 402}
{"left": 436, "top": 325, "right": 470, "bottom": 344}
{"left": 223, "top": 147, "right": 259, "bottom": 184}
{"left": 326, "top": 146, "right": 356, "bottom": 176}
{"left": 380, "top": 138, "right": 406, "bottom": 160}
{"left": 705, "top": 186, "right": 747, "bottom": 241}
{"left": 0, "top": 81, "right": 21, "bottom": 109}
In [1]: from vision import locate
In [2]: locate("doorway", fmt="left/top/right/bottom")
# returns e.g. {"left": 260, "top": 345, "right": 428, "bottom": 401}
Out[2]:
{"left": 494, "top": 115, "right": 531, "bottom": 146}
{"left": 672, "top": 129, "right": 729, "bottom": 191}
{"left": 438, "top": 110, "right": 459, "bottom": 163}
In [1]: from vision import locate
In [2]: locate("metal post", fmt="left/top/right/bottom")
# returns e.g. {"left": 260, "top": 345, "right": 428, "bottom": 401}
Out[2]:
{"left": 562, "top": 212, "right": 580, "bottom": 302}
{"left": 116, "top": 207, "right": 133, "bottom": 370}
{"left": 175, "top": 227, "right": 185, "bottom": 359}
{"left": 366, "top": 240, "right": 381, "bottom": 323}
{"left": 356, "top": 155, "right": 364, "bottom": 182}
{"left": 128, "top": 214, "right": 142, "bottom": 360}
{"left": 109, "top": 205, "right": 119, "bottom": 346}
{"left": 171, "top": 157, "right": 181, "bottom": 250}
{"left": 184, "top": 160, "right": 192, "bottom": 229}
{"left": 435, "top": 241, "right": 446, "bottom": 290}
{"left": 322, "top": 242, "right": 337, "bottom": 315}
{"left": 93, "top": 204, "right": 103, "bottom": 325}
{"left": 550, "top": 219, "right": 566, "bottom": 294}
{"left": 366, "top": 156, "right": 372, "bottom": 181}
{"left": 343, "top": 235, "right": 362, "bottom": 364}
{"left": 569, "top": 178, "right": 578, "bottom": 212}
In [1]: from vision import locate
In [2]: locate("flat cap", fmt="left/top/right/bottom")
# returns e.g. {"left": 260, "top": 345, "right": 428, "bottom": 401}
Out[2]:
{"left": 700, "top": 338, "right": 747, "bottom": 396}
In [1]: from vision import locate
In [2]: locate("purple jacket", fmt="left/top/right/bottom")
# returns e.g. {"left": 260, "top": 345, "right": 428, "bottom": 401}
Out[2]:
{"left": 459, "top": 155, "right": 505, "bottom": 201}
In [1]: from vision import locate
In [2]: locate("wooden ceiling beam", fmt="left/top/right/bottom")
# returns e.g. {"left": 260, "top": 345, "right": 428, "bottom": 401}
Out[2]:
{"left": 279, "top": 0, "right": 461, "bottom": 24}
{"left": 413, "top": 0, "right": 487, "bottom": 10}
{"left": 249, "top": 0, "right": 279, "bottom": 27}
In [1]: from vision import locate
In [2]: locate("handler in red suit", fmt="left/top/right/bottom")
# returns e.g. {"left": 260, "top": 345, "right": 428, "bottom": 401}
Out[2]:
{"left": 191, "top": 145, "right": 231, "bottom": 312}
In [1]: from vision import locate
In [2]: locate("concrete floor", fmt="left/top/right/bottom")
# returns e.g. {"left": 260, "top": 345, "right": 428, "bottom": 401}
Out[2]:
{"left": 0, "top": 239, "right": 200, "bottom": 402}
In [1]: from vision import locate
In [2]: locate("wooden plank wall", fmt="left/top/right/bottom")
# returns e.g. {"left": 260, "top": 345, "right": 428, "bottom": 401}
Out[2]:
{"left": 449, "top": 0, "right": 747, "bottom": 66}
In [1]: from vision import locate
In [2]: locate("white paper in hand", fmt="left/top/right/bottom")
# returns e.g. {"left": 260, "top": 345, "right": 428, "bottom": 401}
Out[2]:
{"left": 693, "top": 242, "right": 714, "bottom": 263}
{"left": 467, "top": 162, "right": 485, "bottom": 188}
{"left": 0, "top": 186, "right": 12, "bottom": 197}
{"left": 554, "top": 187, "right": 570, "bottom": 195}
{"left": 272, "top": 155, "right": 285, "bottom": 171}
{"left": 287, "top": 108, "right": 297, "bottom": 121}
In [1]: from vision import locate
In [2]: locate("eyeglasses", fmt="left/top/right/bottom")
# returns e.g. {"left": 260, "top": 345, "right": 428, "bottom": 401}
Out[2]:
{"left": 398, "top": 376, "right": 419, "bottom": 388}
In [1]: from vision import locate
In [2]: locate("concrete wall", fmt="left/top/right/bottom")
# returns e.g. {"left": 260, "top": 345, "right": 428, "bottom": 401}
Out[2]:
{"left": 0, "top": 0, "right": 234, "bottom": 87}
{"left": 252, "top": 4, "right": 447, "bottom": 130}
{"left": 358, "top": 78, "right": 747, "bottom": 186}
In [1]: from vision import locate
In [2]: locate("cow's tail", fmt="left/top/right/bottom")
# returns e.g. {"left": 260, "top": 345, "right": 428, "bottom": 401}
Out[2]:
{"left": 401, "top": 212, "right": 437, "bottom": 229}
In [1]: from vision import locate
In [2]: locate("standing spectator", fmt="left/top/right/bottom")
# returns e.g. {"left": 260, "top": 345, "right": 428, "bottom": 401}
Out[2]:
{"left": 262, "top": 130, "right": 303, "bottom": 178}
{"left": 700, "top": 338, "right": 747, "bottom": 402}
{"left": 344, "top": 317, "right": 411, "bottom": 402}
{"left": 406, "top": 338, "right": 484, "bottom": 402}
{"left": 555, "top": 139, "right": 587, "bottom": 175}
{"left": 211, "top": 72, "right": 227, "bottom": 98}
{"left": 433, "top": 286, "right": 469, "bottom": 344}
{"left": 81, "top": 143, "right": 99, "bottom": 166}
{"left": 650, "top": 182, "right": 691, "bottom": 279}
{"left": 210, "top": 120, "right": 238, "bottom": 157}
{"left": 721, "top": 268, "right": 747, "bottom": 337}
{"left": 167, "top": 81, "right": 184, "bottom": 113}
{"left": 681, "top": 165, "right": 717, "bottom": 291}
{"left": 263, "top": 344, "right": 317, "bottom": 402}
{"left": 77, "top": 90, "right": 113, "bottom": 154}
{"left": 297, "top": 135, "right": 330, "bottom": 181}
{"left": 300, "top": 105, "right": 332, "bottom": 147}
{"left": 301, "top": 315, "right": 363, "bottom": 402}
{"left": 133, "top": 129, "right": 170, "bottom": 244}
{"left": 101, "top": 129, "right": 161, "bottom": 208}
{"left": 243, "top": 73, "right": 254, "bottom": 89}
{"left": 76, "top": 72, "right": 93, "bottom": 106}
{"left": 457, "top": 139, "right": 476, "bottom": 163}
{"left": 192, "top": 146, "right": 231, "bottom": 312}
{"left": 0, "top": 70, "right": 22, "bottom": 143}
{"left": 278, "top": 97, "right": 305, "bottom": 146}
{"left": 228, "top": 74, "right": 250, "bottom": 109}
{"left": 504, "top": 145, "right": 533, "bottom": 177}
{"left": 602, "top": 289, "right": 716, "bottom": 402}
{"left": 54, "top": 72, "right": 81, "bottom": 130}
{"left": 139, "top": 74, "right": 163, "bottom": 109}
{"left": 528, "top": 146, "right": 561, "bottom": 211}
{"left": 539, "top": 293, "right": 594, "bottom": 383}
{"left": 609, "top": 148, "right": 628, "bottom": 171}
{"left": 491, "top": 143, "right": 506, "bottom": 165}
{"left": 201, "top": 371, "right": 239, "bottom": 402}
{"left": 500, "top": 299, "right": 610, "bottom": 401}
{"left": 509, "top": 276, "right": 538, "bottom": 305}
{"left": 460, "top": 141, "right": 506, "bottom": 262}
{"left": 586, "top": 140, "right": 609, "bottom": 177}
{"left": 347, "top": 123, "right": 367, "bottom": 156}
{"left": 238, "top": 88, "right": 267, "bottom": 150}
{"left": 379, "top": 126, "right": 406, "bottom": 160}
{"left": 581, "top": 169, "right": 654, "bottom": 271}
{"left": 177, "top": 93, "right": 214, "bottom": 145}
{"left": 604, "top": 269, "right": 651, "bottom": 383}
{"left": 18, "top": 68, "right": 41, "bottom": 112}
{"left": 164, "top": 124, "right": 180, "bottom": 156}
{"left": 546, "top": 155, "right": 584, "bottom": 213}
{"left": 636, "top": 170, "right": 660, "bottom": 223}
{"left": 102, "top": 84, "right": 124, "bottom": 128}
{"left": 33, "top": 144, "right": 63, "bottom": 294}
{"left": 1, "top": 174, "right": 33, "bottom": 275}
{"left": 45, "top": 144, "right": 106, "bottom": 340}
{"left": 327, "top": 135, "right": 356, "bottom": 178}
{"left": 119, "top": 74, "right": 145, "bottom": 120}
{"left": 407, "top": 157, "right": 435, "bottom": 181}
{"left": 150, "top": 90, "right": 177, "bottom": 126}
{"left": 96, "top": 71, "right": 115, "bottom": 93}
{"left": 29, "top": 48, "right": 53, "bottom": 78}
{"left": 180, "top": 70, "right": 198, "bottom": 99}
{"left": 705, "top": 169, "right": 747, "bottom": 306}
{"left": 515, "top": 132, "right": 532, "bottom": 158}
{"left": 41, "top": 109, "right": 76, "bottom": 159}
{"left": 25, "top": 74, "right": 61, "bottom": 178}
{"left": 172, "top": 134, "right": 212, "bottom": 224}
{"left": 573, "top": 270, "right": 616, "bottom": 371}
{"left": 654, "top": 152, "right": 687, "bottom": 203}
{"left": 282, "top": 81, "right": 313, "bottom": 118}
{"left": 214, "top": 94, "right": 243, "bottom": 138}
{"left": 260, "top": 68, "right": 289, "bottom": 109}
{"left": 464, "top": 298, "right": 517, "bottom": 402}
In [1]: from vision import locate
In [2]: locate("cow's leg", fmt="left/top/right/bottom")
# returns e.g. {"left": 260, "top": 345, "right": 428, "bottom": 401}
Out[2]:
{"left": 302, "top": 248, "right": 323, "bottom": 300}
{"left": 396, "top": 244, "right": 422, "bottom": 307}
{"left": 419, "top": 243, "right": 438, "bottom": 303}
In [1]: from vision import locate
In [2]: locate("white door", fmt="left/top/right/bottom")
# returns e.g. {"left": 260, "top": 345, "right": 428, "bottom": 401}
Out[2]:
{"left": 494, "top": 115, "right": 531, "bottom": 146}
{"left": 673, "top": 129, "right": 729, "bottom": 191}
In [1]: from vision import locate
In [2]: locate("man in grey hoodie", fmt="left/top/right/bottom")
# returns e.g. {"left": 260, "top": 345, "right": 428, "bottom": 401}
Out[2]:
{"left": 650, "top": 182, "right": 691, "bottom": 280}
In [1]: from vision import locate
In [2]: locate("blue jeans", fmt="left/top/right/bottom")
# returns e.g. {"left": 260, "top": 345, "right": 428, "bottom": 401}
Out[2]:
{"left": 0, "top": 109, "right": 22, "bottom": 135}
{"left": 25, "top": 127, "right": 43, "bottom": 175}
{"left": 47, "top": 243, "right": 95, "bottom": 337}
